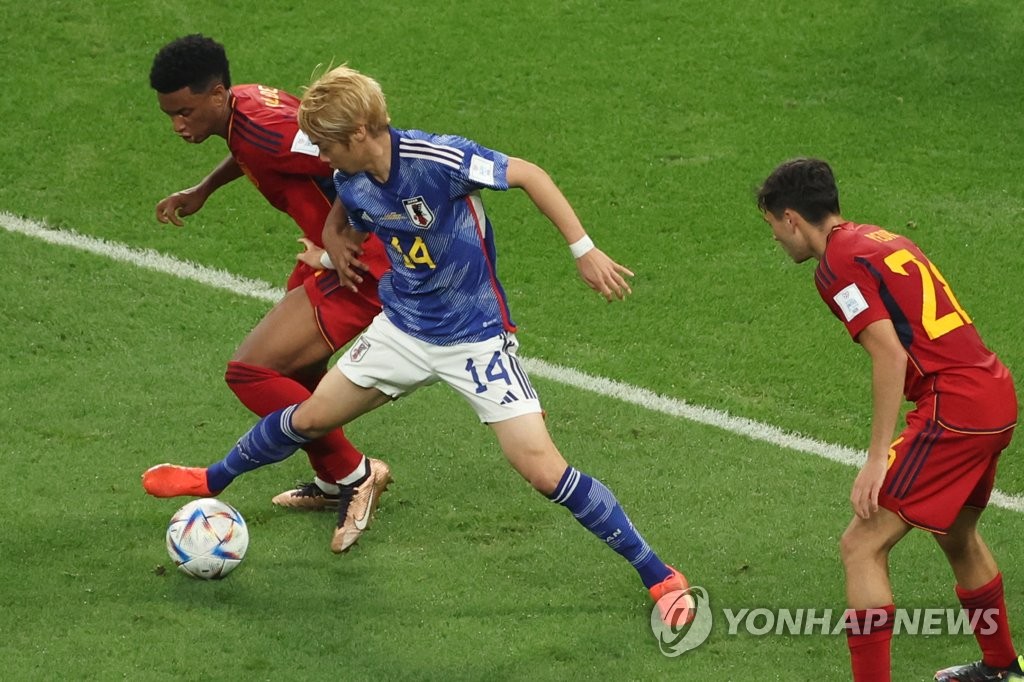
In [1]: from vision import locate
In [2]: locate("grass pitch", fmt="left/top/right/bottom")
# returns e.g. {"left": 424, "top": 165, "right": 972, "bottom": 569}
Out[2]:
{"left": 2, "top": 1, "right": 1024, "bottom": 679}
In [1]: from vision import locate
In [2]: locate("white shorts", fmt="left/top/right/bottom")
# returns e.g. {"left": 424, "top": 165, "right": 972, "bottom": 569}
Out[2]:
{"left": 337, "top": 313, "right": 542, "bottom": 423}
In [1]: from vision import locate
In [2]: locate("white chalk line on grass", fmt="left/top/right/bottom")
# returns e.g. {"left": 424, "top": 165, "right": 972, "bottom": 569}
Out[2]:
{"left": 1, "top": 211, "right": 281, "bottom": 303}
{"left": 4, "top": 210, "right": 1023, "bottom": 515}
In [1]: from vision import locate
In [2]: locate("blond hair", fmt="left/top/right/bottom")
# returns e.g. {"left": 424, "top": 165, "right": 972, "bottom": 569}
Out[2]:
{"left": 298, "top": 65, "right": 390, "bottom": 143}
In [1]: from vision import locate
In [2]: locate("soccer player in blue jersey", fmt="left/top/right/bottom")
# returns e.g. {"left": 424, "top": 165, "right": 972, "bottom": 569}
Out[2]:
{"left": 145, "top": 64, "right": 693, "bottom": 626}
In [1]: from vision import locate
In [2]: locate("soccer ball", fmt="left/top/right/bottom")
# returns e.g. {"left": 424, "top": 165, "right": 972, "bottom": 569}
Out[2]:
{"left": 165, "top": 498, "right": 249, "bottom": 579}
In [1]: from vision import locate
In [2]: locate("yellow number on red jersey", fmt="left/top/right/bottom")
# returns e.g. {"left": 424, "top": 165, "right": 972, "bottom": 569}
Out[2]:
{"left": 883, "top": 248, "right": 972, "bottom": 340}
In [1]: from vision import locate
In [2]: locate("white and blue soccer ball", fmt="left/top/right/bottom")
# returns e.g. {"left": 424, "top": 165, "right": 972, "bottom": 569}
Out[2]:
{"left": 165, "top": 498, "right": 249, "bottom": 579}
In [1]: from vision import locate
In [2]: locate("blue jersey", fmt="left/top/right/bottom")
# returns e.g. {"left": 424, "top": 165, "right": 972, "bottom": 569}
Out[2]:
{"left": 334, "top": 127, "right": 515, "bottom": 345}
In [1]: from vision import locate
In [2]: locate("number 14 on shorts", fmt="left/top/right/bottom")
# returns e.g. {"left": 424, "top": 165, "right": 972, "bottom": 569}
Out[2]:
{"left": 465, "top": 352, "right": 511, "bottom": 394}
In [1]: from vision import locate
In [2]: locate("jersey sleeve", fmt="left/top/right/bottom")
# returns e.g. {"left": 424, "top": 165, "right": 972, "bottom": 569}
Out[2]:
{"left": 815, "top": 255, "right": 891, "bottom": 340}
{"left": 336, "top": 171, "right": 373, "bottom": 233}
{"left": 266, "top": 129, "right": 331, "bottom": 176}
{"left": 346, "top": 212, "right": 371, "bottom": 232}
{"left": 437, "top": 135, "right": 510, "bottom": 197}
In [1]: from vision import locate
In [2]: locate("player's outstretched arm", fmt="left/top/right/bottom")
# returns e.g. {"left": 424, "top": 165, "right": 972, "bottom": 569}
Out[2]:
{"left": 506, "top": 157, "right": 633, "bottom": 302}
{"left": 322, "top": 199, "right": 370, "bottom": 292}
{"left": 155, "top": 156, "right": 243, "bottom": 226}
{"left": 850, "top": 319, "right": 907, "bottom": 519}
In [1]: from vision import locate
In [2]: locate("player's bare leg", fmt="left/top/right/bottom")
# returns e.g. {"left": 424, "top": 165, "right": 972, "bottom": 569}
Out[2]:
{"left": 934, "top": 507, "right": 998, "bottom": 590}
{"left": 291, "top": 368, "right": 394, "bottom": 552}
{"left": 489, "top": 413, "right": 567, "bottom": 495}
{"left": 226, "top": 285, "right": 375, "bottom": 509}
{"left": 839, "top": 509, "right": 912, "bottom": 682}
{"left": 232, "top": 285, "right": 332, "bottom": 375}
{"left": 840, "top": 509, "right": 912, "bottom": 609}
{"left": 490, "top": 414, "right": 694, "bottom": 626}
{"left": 932, "top": 508, "right": 1023, "bottom": 681}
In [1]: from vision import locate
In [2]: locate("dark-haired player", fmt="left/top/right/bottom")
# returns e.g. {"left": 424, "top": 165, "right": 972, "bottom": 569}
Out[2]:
{"left": 758, "top": 157, "right": 1022, "bottom": 682}
{"left": 143, "top": 64, "right": 695, "bottom": 628}
{"left": 144, "top": 35, "right": 391, "bottom": 554}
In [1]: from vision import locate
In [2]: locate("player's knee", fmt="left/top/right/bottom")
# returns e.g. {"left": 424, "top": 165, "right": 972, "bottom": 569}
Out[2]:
{"left": 839, "top": 525, "right": 878, "bottom": 565}
{"left": 290, "top": 403, "right": 332, "bottom": 440}
{"left": 515, "top": 449, "right": 565, "bottom": 495}
{"left": 527, "top": 468, "right": 563, "bottom": 496}
{"left": 229, "top": 332, "right": 299, "bottom": 372}
{"left": 843, "top": 522, "right": 892, "bottom": 565}
{"left": 838, "top": 528, "right": 857, "bottom": 564}
{"left": 230, "top": 343, "right": 274, "bottom": 369}
{"left": 936, "top": 528, "right": 980, "bottom": 562}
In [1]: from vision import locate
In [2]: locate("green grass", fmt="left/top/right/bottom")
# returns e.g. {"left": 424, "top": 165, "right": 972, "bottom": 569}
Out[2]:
{"left": 2, "top": 0, "right": 1024, "bottom": 679}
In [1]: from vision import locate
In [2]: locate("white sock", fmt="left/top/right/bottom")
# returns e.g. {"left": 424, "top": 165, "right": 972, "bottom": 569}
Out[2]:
{"left": 314, "top": 476, "right": 341, "bottom": 495}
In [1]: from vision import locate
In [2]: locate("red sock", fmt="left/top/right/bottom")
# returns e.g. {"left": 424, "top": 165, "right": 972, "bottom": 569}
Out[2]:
{"left": 846, "top": 604, "right": 895, "bottom": 682}
{"left": 957, "top": 573, "right": 1018, "bottom": 668}
{"left": 225, "top": 361, "right": 364, "bottom": 481}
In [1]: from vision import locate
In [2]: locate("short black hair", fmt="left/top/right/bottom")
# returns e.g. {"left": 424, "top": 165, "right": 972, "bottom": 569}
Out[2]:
{"left": 149, "top": 34, "right": 231, "bottom": 94}
{"left": 756, "top": 158, "right": 840, "bottom": 224}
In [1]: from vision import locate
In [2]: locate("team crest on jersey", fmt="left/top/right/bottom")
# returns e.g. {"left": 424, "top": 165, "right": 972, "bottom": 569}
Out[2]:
{"left": 402, "top": 196, "right": 435, "bottom": 229}
{"left": 349, "top": 337, "right": 371, "bottom": 363}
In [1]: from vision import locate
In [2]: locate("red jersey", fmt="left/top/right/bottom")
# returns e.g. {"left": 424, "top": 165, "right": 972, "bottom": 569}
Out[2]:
{"left": 228, "top": 84, "right": 335, "bottom": 243}
{"left": 227, "top": 84, "right": 388, "bottom": 285}
{"left": 815, "top": 222, "right": 1016, "bottom": 433}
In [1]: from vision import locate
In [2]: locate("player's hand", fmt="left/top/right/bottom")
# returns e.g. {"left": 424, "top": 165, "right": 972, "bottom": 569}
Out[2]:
{"left": 850, "top": 457, "right": 887, "bottom": 519}
{"left": 575, "top": 249, "right": 634, "bottom": 302}
{"left": 155, "top": 186, "right": 207, "bottom": 227}
{"left": 328, "top": 235, "right": 369, "bottom": 293}
{"left": 296, "top": 238, "right": 328, "bottom": 269}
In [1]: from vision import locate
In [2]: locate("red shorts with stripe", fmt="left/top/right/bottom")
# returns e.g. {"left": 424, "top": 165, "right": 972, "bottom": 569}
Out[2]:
{"left": 879, "top": 407, "right": 1014, "bottom": 533}
{"left": 302, "top": 268, "right": 382, "bottom": 352}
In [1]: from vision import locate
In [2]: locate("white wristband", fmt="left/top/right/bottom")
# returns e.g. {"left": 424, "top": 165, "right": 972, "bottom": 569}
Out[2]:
{"left": 319, "top": 250, "right": 336, "bottom": 270}
{"left": 569, "top": 235, "right": 595, "bottom": 259}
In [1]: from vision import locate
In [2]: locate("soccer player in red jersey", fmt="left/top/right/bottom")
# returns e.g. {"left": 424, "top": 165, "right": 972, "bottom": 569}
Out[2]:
{"left": 758, "top": 158, "right": 1022, "bottom": 682}
{"left": 144, "top": 35, "right": 392, "bottom": 553}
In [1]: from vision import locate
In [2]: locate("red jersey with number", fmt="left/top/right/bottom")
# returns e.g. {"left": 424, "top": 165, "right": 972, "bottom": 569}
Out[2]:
{"left": 227, "top": 84, "right": 388, "bottom": 286}
{"left": 814, "top": 222, "right": 1016, "bottom": 433}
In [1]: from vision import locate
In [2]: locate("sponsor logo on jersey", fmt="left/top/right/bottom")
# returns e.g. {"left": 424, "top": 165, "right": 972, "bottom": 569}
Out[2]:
{"left": 402, "top": 196, "right": 435, "bottom": 228}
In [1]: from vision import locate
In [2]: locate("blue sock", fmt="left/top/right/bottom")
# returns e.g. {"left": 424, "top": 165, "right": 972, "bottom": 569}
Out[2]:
{"left": 549, "top": 467, "right": 671, "bottom": 589}
{"left": 206, "top": 405, "right": 310, "bottom": 492}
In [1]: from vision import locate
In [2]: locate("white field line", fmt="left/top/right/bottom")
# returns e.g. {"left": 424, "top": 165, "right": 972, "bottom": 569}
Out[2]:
{"left": 1, "top": 212, "right": 281, "bottom": 303}
{"left": 4, "top": 210, "right": 1023, "bottom": 515}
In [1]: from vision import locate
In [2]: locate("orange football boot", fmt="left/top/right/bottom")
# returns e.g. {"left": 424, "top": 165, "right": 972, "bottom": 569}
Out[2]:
{"left": 142, "top": 464, "right": 214, "bottom": 498}
{"left": 649, "top": 565, "right": 697, "bottom": 627}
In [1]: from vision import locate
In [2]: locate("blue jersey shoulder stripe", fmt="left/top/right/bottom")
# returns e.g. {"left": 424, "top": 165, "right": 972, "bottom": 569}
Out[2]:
{"left": 399, "top": 137, "right": 465, "bottom": 158}
{"left": 399, "top": 150, "right": 461, "bottom": 170}
{"left": 399, "top": 138, "right": 463, "bottom": 166}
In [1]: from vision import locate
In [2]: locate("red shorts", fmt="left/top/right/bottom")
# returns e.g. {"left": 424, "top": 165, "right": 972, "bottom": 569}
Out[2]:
{"left": 879, "top": 407, "right": 1014, "bottom": 533}
{"left": 302, "top": 268, "right": 382, "bottom": 352}
{"left": 287, "top": 262, "right": 317, "bottom": 292}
